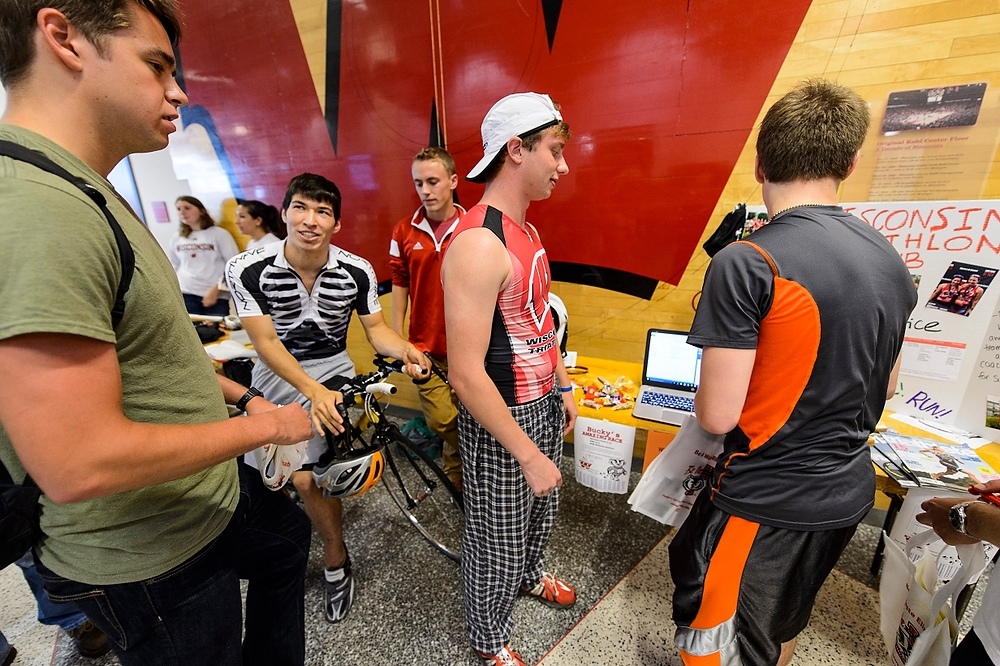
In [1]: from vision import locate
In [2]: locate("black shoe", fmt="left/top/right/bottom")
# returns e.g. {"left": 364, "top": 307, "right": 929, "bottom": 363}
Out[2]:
{"left": 324, "top": 552, "right": 354, "bottom": 623}
{"left": 1, "top": 646, "right": 16, "bottom": 666}
{"left": 68, "top": 620, "right": 111, "bottom": 658}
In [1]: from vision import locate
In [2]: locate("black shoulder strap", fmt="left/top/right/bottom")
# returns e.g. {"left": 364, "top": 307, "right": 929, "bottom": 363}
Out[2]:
{"left": 0, "top": 454, "right": 35, "bottom": 489}
{"left": 0, "top": 139, "right": 135, "bottom": 327}
{"left": 483, "top": 205, "right": 507, "bottom": 247}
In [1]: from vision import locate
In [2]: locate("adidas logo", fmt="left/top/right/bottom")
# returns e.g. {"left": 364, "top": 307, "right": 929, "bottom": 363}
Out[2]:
{"left": 413, "top": 241, "right": 424, "bottom": 250}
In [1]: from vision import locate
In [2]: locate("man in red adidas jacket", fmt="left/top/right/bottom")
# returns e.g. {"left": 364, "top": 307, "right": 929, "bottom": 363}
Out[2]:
{"left": 389, "top": 147, "right": 466, "bottom": 487}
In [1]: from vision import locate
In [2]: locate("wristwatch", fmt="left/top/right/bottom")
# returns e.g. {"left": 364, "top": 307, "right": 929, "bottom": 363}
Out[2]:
{"left": 236, "top": 387, "right": 264, "bottom": 413}
{"left": 949, "top": 500, "right": 977, "bottom": 536}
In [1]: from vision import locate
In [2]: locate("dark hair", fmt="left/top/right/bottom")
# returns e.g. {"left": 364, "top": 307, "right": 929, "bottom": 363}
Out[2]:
{"left": 413, "top": 146, "right": 456, "bottom": 176}
{"left": 239, "top": 199, "right": 285, "bottom": 239}
{"left": 756, "top": 78, "right": 870, "bottom": 183}
{"left": 282, "top": 173, "right": 342, "bottom": 221}
{"left": 0, "top": 0, "right": 182, "bottom": 88}
{"left": 479, "top": 117, "right": 571, "bottom": 184}
{"left": 176, "top": 195, "right": 213, "bottom": 238}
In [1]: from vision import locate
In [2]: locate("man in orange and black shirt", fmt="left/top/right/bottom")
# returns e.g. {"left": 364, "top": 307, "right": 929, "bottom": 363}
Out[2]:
{"left": 670, "top": 80, "right": 917, "bottom": 666}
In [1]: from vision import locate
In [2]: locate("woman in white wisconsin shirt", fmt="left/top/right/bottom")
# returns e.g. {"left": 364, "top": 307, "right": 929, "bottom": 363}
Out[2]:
{"left": 168, "top": 196, "right": 239, "bottom": 316}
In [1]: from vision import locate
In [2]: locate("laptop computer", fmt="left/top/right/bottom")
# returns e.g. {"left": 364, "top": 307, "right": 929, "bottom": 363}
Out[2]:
{"left": 631, "top": 329, "right": 702, "bottom": 425}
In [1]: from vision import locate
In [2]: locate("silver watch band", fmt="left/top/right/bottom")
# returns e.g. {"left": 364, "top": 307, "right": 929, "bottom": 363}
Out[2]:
{"left": 950, "top": 500, "right": 977, "bottom": 536}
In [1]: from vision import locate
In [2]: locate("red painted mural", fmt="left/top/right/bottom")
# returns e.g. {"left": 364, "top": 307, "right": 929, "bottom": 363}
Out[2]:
{"left": 175, "top": 0, "right": 811, "bottom": 292}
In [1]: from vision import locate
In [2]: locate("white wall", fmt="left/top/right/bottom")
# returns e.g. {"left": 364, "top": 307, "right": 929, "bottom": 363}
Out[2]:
{"left": 132, "top": 118, "right": 239, "bottom": 253}
{"left": 130, "top": 147, "right": 192, "bottom": 252}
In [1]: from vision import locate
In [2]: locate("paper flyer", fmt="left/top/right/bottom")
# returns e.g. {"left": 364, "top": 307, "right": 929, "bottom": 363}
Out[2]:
{"left": 900, "top": 337, "right": 966, "bottom": 382}
{"left": 574, "top": 417, "right": 635, "bottom": 494}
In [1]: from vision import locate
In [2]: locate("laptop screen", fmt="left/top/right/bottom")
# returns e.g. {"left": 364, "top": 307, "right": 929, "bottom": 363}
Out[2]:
{"left": 643, "top": 329, "right": 702, "bottom": 392}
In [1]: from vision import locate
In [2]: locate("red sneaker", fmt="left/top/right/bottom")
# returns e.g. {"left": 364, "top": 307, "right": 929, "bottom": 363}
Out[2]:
{"left": 476, "top": 645, "right": 526, "bottom": 665}
{"left": 520, "top": 573, "right": 576, "bottom": 608}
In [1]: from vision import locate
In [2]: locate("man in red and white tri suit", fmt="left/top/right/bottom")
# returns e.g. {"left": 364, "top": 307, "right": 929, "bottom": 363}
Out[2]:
{"left": 389, "top": 147, "right": 466, "bottom": 487}
{"left": 442, "top": 92, "right": 578, "bottom": 666}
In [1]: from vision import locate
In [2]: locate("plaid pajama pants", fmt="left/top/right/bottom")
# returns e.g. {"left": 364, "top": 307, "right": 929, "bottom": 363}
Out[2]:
{"left": 458, "top": 388, "right": 565, "bottom": 655}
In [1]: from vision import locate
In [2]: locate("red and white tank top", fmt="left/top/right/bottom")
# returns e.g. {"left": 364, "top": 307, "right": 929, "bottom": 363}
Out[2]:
{"left": 450, "top": 205, "right": 558, "bottom": 405}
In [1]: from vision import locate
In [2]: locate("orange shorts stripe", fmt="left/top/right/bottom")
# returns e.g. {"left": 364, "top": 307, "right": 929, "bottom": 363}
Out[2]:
{"left": 689, "top": 515, "right": 759, "bottom": 630}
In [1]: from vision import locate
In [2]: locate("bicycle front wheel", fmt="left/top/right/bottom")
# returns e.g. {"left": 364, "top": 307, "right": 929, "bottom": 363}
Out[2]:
{"left": 381, "top": 430, "right": 464, "bottom": 561}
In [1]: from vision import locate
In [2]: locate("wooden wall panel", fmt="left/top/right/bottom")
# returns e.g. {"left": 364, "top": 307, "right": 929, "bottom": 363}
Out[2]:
{"left": 288, "top": 0, "right": 327, "bottom": 111}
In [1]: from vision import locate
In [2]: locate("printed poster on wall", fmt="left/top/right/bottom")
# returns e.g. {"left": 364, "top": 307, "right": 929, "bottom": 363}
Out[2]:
{"left": 574, "top": 417, "right": 635, "bottom": 494}
{"left": 842, "top": 82, "right": 1000, "bottom": 202}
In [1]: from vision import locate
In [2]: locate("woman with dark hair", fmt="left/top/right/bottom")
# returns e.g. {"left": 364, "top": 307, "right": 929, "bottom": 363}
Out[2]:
{"left": 168, "top": 196, "right": 239, "bottom": 316}
{"left": 236, "top": 199, "right": 285, "bottom": 249}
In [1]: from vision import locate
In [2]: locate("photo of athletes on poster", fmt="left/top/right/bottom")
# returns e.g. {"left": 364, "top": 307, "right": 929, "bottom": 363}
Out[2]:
{"left": 925, "top": 261, "right": 996, "bottom": 316}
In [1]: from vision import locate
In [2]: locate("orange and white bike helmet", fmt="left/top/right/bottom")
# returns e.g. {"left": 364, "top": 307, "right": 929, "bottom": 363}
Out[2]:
{"left": 312, "top": 436, "right": 385, "bottom": 499}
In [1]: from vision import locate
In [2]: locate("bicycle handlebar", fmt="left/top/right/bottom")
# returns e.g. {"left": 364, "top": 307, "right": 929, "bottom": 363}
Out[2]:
{"left": 323, "top": 355, "right": 402, "bottom": 402}
{"left": 321, "top": 357, "right": 401, "bottom": 455}
{"left": 322, "top": 353, "right": 446, "bottom": 404}
{"left": 370, "top": 353, "right": 447, "bottom": 387}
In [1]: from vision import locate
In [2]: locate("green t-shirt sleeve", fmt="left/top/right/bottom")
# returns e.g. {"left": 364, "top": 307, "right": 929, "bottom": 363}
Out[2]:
{"left": 0, "top": 177, "right": 120, "bottom": 344}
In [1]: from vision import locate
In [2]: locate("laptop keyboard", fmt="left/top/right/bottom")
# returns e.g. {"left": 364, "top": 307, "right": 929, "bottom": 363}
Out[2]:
{"left": 640, "top": 391, "right": 694, "bottom": 412}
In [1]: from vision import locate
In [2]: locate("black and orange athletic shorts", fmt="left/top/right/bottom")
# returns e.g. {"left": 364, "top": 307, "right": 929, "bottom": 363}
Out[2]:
{"left": 669, "top": 491, "right": 857, "bottom": 666}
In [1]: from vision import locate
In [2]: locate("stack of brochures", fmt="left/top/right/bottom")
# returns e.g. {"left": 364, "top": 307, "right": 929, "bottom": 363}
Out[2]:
{"left": 871, "top": 432, "right": 1000, "bottom": 492}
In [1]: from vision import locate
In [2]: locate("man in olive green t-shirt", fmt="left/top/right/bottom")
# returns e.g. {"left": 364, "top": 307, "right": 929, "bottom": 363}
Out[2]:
{"left": 0, "top": 2, "right": 315, "bottom": 665}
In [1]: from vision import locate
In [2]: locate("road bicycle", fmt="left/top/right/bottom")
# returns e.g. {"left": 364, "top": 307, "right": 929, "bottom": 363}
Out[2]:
{"left": 320, "top": 355, "right": 464, "bottom": 561}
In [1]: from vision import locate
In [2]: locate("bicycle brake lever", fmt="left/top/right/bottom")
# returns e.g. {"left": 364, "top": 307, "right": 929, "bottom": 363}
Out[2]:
{"left": 329, "top": 400, "right": 352, "bottom": 445}
{"left": 416, "top": 352, "right": 449, "bottom": 386}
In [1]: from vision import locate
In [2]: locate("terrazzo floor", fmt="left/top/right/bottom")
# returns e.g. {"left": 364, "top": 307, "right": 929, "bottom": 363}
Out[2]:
{"left": 1, "top": 443, "right": 989, "bottom": 666}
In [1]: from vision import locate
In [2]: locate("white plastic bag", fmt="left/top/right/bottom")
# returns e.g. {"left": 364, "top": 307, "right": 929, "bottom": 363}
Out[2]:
{"left": 880, "top": 528, "right": 985, "bottom": 666}
{"left": 251, "top": 441, "right": 308, "bottom": 491}
{"left": 627, "top": 414, "right": 723, "bottom": 526}
{"left": 888, "top": 488, "right": 997, "bottom": 585}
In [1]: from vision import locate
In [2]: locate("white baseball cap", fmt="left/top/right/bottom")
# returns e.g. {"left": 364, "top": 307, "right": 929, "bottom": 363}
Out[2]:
{"left": 466, "top": 92, "right": 563, "bottom": 182}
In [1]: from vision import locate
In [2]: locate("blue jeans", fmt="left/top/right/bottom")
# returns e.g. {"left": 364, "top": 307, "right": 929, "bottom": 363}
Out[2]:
{"left": 16, "top": 551, "right": 88, "bottom": 632}
{"left": 0, "top": 553, "right": 88, "bottom": 664}
{"left": 35, "top": 462, "right": 311, "bottom": 666}
{"left": 182, "top": 293, "right": 230, "bottom": 317}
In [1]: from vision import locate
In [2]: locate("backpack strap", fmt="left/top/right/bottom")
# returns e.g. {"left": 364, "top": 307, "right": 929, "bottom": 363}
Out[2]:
{"left": 733, "top": 239, "right": 778, "bottom": 278}
{"left": 0, "top": 140, "right": 135, "bottom": 327}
